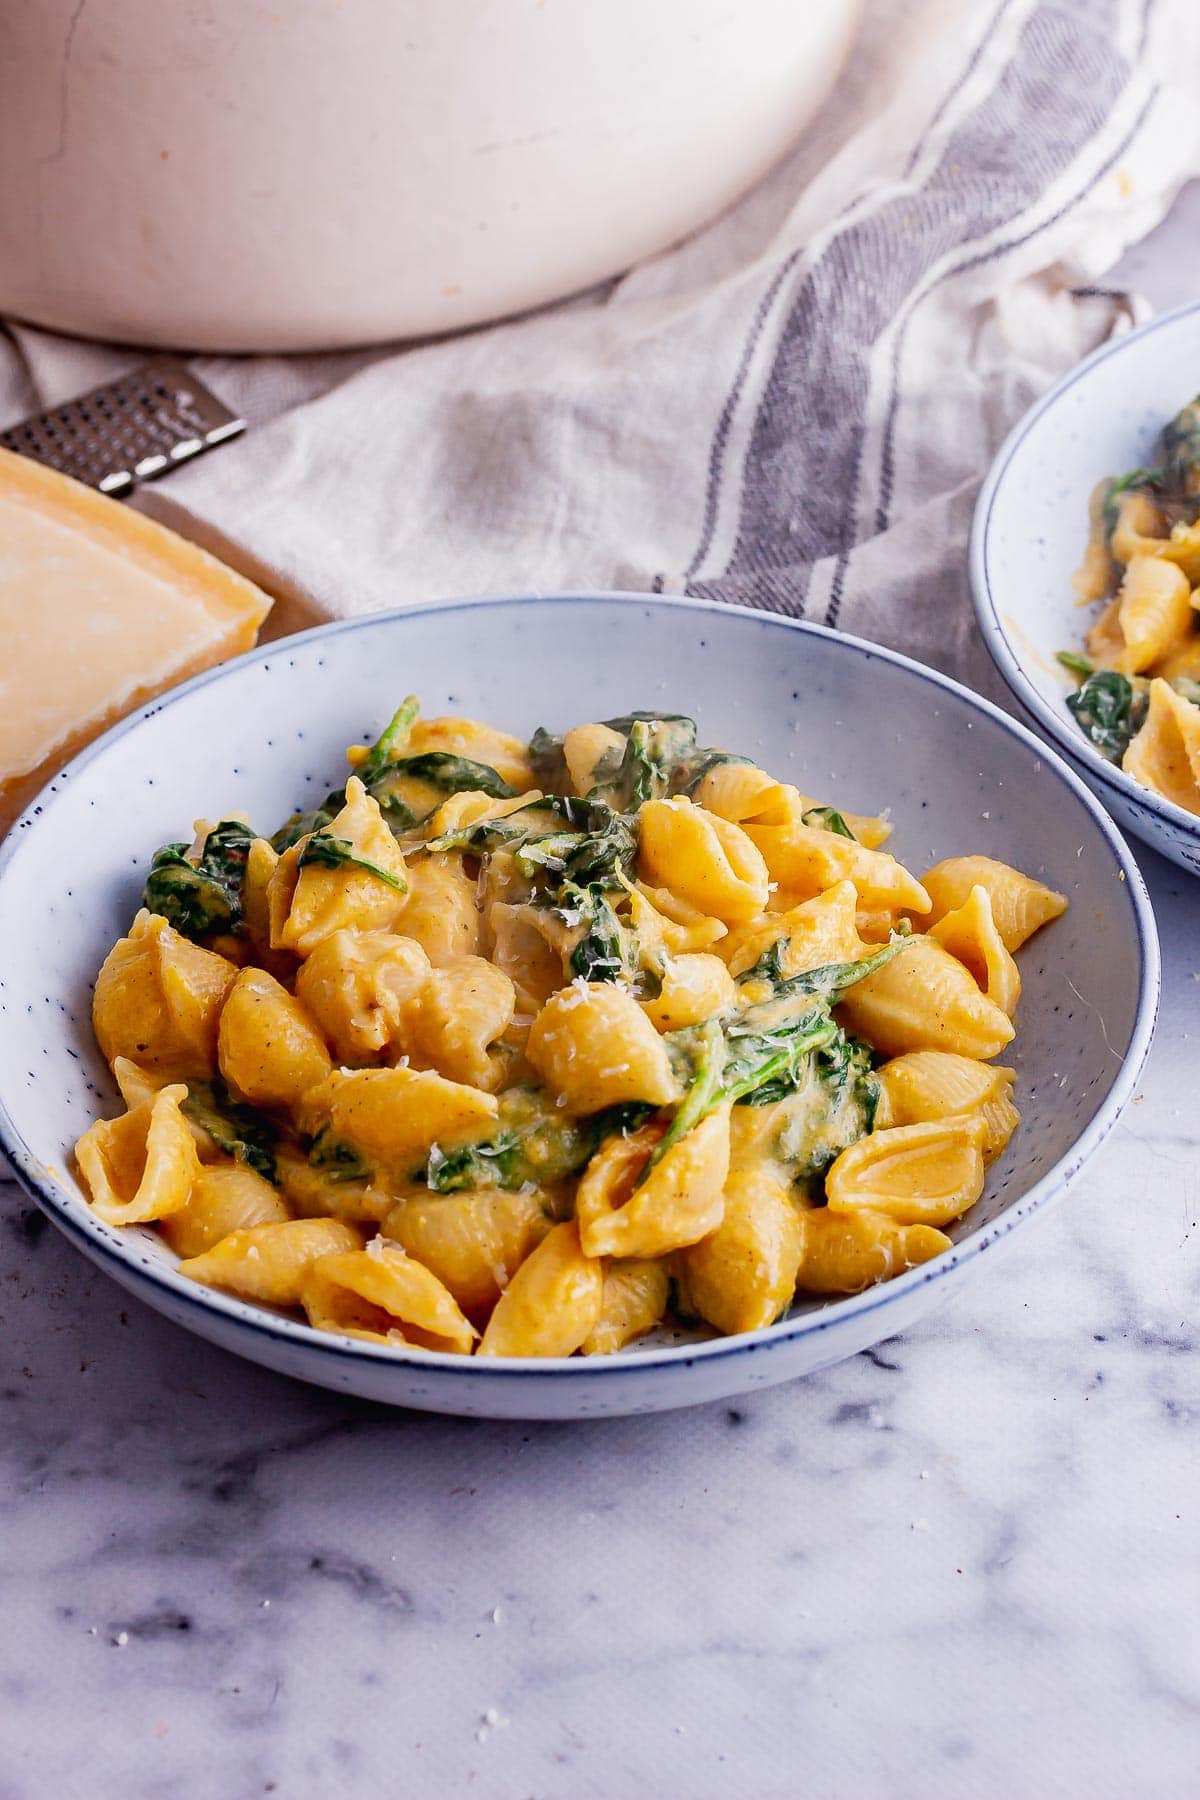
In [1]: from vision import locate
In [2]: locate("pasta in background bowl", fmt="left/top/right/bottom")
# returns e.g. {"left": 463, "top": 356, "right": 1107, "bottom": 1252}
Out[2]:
{"left": 971, "top": 298, "right": 1200, "bottom": 877}
{"left": 0, "top": 595, "right": 1158, "bottom": 1418}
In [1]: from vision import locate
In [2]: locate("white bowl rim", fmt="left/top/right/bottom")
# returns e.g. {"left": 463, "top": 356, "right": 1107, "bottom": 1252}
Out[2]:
{"left": 969, "top": 296, "right": 1200, "bottom": 844}
{"left": 0, "top": 592, "right": 1162, "bottom": 1386}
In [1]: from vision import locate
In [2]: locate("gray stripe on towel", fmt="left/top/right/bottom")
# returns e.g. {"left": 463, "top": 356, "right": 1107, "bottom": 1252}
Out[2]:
{"left": 686, "top": 0, "right": 1129, "bottom": 623}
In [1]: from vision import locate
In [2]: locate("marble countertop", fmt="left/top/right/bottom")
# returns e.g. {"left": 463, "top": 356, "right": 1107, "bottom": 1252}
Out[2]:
{"left": 4, "top": 199, "right": 1199, "bottom": 1800}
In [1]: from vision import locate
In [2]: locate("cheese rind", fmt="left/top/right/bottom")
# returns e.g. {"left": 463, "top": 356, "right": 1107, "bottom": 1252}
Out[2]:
{"left": 0, "top": 447, "right": 272, "bottom": 829}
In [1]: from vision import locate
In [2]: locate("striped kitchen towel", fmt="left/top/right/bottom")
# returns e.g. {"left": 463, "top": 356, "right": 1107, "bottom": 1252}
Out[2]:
{"left": 2, "top": 0, "right": 1198, "bottom": 694}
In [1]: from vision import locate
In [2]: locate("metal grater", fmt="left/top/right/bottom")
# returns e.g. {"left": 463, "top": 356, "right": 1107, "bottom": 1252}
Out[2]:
{"left": 0, "top": 357, "right": 245, "bottom": 497}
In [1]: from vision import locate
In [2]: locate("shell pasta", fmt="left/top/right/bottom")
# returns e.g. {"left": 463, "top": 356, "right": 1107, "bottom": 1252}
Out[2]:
{"left": 1061, "top": 392, "right": 1200, "bottom": 813}
{"left": 74, "top": 701, "right": 1067, "bottom": 1356}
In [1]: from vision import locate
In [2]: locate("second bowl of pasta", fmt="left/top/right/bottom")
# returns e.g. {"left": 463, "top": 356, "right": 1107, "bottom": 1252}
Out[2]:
{"left": 0, "top": 595, "right": 1158, "bottom": 1417}
{"left": 971, "top": 299, "right": 1200, "bottom": 877}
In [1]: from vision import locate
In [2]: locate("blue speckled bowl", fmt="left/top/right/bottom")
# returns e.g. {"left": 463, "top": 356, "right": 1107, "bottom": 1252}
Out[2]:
{"left": 971, "top": 300, "right": 1200, "bottom": 877}
{"left": 0, "top": 596, "right": 1159, "bottom": 1417}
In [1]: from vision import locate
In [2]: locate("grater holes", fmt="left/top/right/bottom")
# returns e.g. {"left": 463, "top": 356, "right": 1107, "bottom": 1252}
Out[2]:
{"left": 3, "top": 359, "right": 243, "bottom": 491}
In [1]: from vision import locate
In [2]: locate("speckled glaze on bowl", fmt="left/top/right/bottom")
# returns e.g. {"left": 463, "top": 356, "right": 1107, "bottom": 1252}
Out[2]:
{"left": 971, "top": 300, "right": 1200, "bottom": 878}
{"left": 0, "top": 596, "right": 1159, "bottom": 1418}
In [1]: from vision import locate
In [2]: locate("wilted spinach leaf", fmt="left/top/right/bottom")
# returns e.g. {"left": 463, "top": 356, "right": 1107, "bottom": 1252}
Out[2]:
{"left": 802, "top": 804, "right": 854, "bottom": 839}
{"left": 307, "top": 1125, "right": 371, "bottom": 1183}
{"left": 181, "top": 1080, "right": 278, "bottom": 1181}
{"left": 1065, "top": 670, "right": 1146, "bottom": 763}
{"left": 297, "top": 830, "right": 405, "bottom": 889}
{"left": 143, "top": 820, "right": 255, "bottom": 941}
{"left": 425, "top": 1088, "right": 651, "bottom": 1192}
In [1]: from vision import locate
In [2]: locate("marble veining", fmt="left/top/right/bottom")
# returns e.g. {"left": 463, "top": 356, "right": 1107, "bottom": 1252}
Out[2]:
{"left": 1, "top": 841, "right": 1196, "bottom": 1799}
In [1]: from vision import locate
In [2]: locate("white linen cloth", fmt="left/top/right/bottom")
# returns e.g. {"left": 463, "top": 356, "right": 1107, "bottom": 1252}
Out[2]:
{"left": 2, "top": 0, "right": 1198, "bottom": 692}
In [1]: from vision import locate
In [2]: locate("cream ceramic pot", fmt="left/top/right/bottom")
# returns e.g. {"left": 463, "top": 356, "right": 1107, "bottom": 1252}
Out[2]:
{"left": 0, "top": 0, "right": 860, "bottom": 352}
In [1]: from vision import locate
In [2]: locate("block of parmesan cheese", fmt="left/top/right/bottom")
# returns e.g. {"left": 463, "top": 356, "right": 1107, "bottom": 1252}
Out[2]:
{"left": 0, "top": 447, "right": 272, "bottom": 831}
